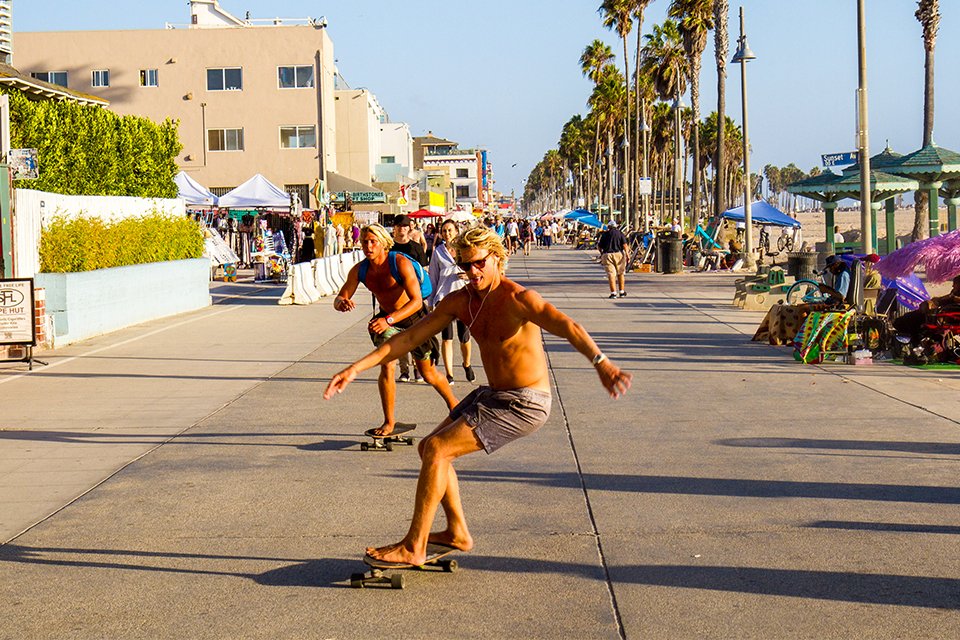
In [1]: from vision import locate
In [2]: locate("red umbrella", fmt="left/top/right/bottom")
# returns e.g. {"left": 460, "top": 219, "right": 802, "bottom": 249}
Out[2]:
{"left": 408, "top": 209, "right": 443, "bottom": 219}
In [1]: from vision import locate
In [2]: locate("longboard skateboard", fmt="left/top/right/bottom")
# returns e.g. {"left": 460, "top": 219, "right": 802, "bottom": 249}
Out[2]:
{"left": 361, "top": 423, "right": 416, "bottom": 452}
{"left": 350, "top": 543, "right": 461, "bottom": 589}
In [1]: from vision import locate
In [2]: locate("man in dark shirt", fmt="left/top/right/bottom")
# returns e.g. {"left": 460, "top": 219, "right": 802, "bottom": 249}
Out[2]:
{"left": 392, "top": 215, "right": 427, "bottom": 266}
{"left": 392, "top": 215, "right": 428, "bottom": 382}
{"left": 597, "top": 220, "right": 628, "bottom": 298}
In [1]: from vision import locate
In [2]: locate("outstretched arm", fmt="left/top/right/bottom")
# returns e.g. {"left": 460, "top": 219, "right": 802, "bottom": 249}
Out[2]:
{"left": 334, "top": 264, "right": 360, "bottom": 312}
{"left": 324, "top": 301, "right": 457, "bottom": 399}
{"left": 517, "top": 289, "right": 631, "bottom": 398}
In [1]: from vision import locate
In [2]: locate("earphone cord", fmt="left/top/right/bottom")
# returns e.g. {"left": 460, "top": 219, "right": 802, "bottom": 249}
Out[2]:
{"left": 467, "top": 287, "right": 491, "bottom": 330}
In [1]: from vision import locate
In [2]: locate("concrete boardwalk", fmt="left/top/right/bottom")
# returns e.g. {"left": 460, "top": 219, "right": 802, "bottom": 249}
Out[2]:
{"left": 1, "top": 249, "right": 960, "bottom": 639}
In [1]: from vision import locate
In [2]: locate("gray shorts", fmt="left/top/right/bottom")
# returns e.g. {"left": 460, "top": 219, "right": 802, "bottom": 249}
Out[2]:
{"left": 449, "top": 386, "right": 552, "bottom": 454}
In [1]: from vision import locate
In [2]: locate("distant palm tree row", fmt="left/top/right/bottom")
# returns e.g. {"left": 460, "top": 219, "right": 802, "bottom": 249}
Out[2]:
{"left": 524, "top": 1, "right": 943, "bottom": 241}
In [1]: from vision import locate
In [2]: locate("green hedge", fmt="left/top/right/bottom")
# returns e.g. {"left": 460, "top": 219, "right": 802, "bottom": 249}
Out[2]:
{"left": 40, "top": 213, "right": 204, "bottom": 273}
{"left": 6, "top": 88, "right": 182, "bottom": 197}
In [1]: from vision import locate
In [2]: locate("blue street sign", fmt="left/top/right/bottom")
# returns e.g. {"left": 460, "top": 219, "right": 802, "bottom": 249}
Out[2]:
{"left": 821, "top": 152, "right": 859, "bottom": 167}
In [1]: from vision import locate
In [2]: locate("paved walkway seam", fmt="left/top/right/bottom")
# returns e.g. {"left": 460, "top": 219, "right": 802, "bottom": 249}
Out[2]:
{"left": 546, "top": 341, "right": 627, "bottom": 640}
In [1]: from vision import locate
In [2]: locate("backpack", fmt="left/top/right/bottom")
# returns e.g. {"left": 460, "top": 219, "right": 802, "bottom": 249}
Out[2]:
{"left": 358, "top": 251, "right": 433, "bottom": 300}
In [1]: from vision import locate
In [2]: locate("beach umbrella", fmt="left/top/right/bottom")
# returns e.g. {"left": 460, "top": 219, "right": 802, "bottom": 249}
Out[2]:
{"left": 876, "top": 229, "right": 960, "bottom": 283}
{"left": 446, "top": 211, "right": 476, "bottom": 223}
{"left": 408, "top": 208, "right": 443, "bottom": 219}
{"left": 564, "top": 208, "right": 592, "bottom": 219}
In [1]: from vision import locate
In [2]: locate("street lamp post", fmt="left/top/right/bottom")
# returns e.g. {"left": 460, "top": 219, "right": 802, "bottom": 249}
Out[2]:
{"left": 732, "top": 6, "right": 757, "bottom": 270}
{"left": 641, "top": 115, "right": 650, "bottom": 231}
{"left": 856, "top": 0, "right": 873, "bottom": 254}
{"left": 673, "top": 97, "right": 684, "bottom": 231}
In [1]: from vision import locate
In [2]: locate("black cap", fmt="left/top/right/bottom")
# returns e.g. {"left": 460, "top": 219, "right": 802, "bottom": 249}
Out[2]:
{"left": 394, "top": 215, "right": 412, "bottom": 227}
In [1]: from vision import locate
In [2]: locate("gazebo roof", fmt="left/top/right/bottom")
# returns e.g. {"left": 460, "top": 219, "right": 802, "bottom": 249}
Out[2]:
{"left": 843, "top": 145, "right": 903, "bottom": 175}
{"left": 891, "top": 143, "right": 960, "bottom": 180}
{"left": 787, "top": 168, "right": 918, "bottom": 202}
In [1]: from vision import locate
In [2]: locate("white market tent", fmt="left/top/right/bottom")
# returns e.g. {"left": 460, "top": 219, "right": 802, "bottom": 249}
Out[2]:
{"left": 217, "top": 173, "right": 292, "bottom": 209}
{"left": 174, "top": 171, "right": 218, "bottom": 207}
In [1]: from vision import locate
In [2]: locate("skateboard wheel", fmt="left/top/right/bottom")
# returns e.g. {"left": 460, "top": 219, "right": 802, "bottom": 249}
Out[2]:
{"left": 441, "top": 560, "right": 458, "bottom": 573}
{"left": 360, "top": 443, "right": 369, "bottom": 451}
{"left": 390, "top": 574, "right": 404, "bottom": 589}
{"left": 385, "top": 442, "right": 393, "bottom": 452}
{"left": 350, "top": 573, "right": 365, "bottom": 588}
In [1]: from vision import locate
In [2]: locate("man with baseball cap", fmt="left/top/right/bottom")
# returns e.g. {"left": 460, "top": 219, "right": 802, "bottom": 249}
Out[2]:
{"left": 597, "top": 220, "right": 628, "bottom": 298}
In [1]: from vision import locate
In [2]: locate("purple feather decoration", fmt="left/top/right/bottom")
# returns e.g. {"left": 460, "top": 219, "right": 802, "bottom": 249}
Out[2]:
{"left": 877, "top": 230, "right": 960, "bottom": 283}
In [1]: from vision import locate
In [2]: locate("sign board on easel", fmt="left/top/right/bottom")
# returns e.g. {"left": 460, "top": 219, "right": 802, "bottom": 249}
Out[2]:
{"left": 0, "top": 278, "right": 43, "bottom": 369}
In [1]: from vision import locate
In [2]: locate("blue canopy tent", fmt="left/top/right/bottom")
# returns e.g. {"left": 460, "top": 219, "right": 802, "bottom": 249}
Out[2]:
{"left": 563, "top": 208, "right": 604, "bottom": 229}
{"left": 721, "top": 201, "right": 801, "bottom": 228}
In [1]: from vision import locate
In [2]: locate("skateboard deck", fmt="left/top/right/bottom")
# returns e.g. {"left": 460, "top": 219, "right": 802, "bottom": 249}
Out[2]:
{"left": 361, "top": 423, "right": 416, "bottom": 451}
{"left": 351, "top": 543, "right": 461, "bottom": 589}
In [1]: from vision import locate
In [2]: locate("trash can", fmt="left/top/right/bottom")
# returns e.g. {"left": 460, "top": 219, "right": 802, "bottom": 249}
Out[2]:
{"left": 787, "top": 252, "right": 818, "bottom": 281}
{"left": 662, "top": 238, "right": 683, "bottom": 274}
{"left": 655, "top": 231, "right": 678, "bottom": 273}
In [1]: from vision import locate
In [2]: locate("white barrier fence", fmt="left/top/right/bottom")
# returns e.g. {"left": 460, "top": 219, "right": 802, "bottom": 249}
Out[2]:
{"left": 279, "top": 250, "right": 364, "bottom": 306}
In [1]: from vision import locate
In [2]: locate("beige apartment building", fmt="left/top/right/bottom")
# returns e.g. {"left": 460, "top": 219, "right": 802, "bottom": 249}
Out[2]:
{"left": 14, "top": 1, "right": 337, "bottom": 206}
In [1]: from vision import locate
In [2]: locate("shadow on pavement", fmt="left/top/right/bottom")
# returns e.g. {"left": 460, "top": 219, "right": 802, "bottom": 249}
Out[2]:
{"left": 716, "top": 437, "right": 960, "bottom": 456}
{"left": 4, "top": 543, "right": 955, "bottom": 607}
{"left": 806, "top": 520, "right": 960, "bottom": 535}
{"left": 383, "top": 469, "right": 960, "bottom": 504}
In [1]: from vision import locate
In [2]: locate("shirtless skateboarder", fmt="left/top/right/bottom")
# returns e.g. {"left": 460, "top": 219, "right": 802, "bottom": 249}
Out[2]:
{"left": 325, "top": 226, "right": 631, "bottom": 565}
{"left": 333, "top": 224, "right": 457, "bottom": 436}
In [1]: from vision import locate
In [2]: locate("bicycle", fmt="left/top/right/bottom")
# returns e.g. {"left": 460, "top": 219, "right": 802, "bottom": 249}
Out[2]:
{"left": 785, "top": 270, "right": 843, "bottom": 306}
{"left": 777, "top": 227, "right": 797, "bottom": 252}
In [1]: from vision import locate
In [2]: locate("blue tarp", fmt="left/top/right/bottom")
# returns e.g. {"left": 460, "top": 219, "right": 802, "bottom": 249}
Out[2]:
{"left": 721, "top": 201, "right": 801, "bottom": 228}
{"left": 564, "top": 208, "right": 592, "bottom": 219}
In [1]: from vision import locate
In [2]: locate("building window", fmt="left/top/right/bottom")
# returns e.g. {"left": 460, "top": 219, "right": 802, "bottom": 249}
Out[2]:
{"left": 31, "top": 71, "right": 68, "bottom": 87}
{"left": 455, "top": 185, "right": 470, "bottom": 198}
{"left": 91, "top": 69, "right": 110, "bottom": 87}
{"left": 380, "top": 156, "right": 396, "bottom": 164}
{"left": 139, "top": 69, "right": 158, "bottom": 87}
{"left": 207, "top": 67, "right": 243, "bottom": 91}
{"left": 208, "top": 128, "right": 244, "bottom": 152}
{"left": 285, "top": 184, "right": 309, "bottom": 205}
{"left": 279, "top": 126, "right": 316, "bottom": 149}
{"left": 456, "top": 168, "right": 469, "bottom": 178}
{"left": 278, "top": 65, "right": 314, "bottom": 89}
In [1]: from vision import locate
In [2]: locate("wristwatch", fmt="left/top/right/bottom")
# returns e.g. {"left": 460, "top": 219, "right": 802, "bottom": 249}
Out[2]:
{"left": 591, "top": 353, "right": 607, "bottom": 366}
{"left": 386, "top": 316, "right": 395, "bottom": 326}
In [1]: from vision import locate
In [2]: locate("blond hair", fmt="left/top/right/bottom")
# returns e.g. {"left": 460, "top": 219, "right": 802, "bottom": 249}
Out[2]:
{"left": 451, "top": 226, "right": 507, "bottom": 272}
{"left": 360, "top": 223, "right": 394, "bottom": 249}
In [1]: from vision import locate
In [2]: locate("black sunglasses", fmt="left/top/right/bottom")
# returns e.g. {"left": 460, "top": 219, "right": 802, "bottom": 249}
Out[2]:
{"left": 456, "top": 253, "right": 492, "bottom": 272}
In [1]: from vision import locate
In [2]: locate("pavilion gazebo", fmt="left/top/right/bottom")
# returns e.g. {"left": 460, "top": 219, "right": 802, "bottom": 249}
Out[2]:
{"left": 787, "top": 159, "right": 918, "bottom": 255}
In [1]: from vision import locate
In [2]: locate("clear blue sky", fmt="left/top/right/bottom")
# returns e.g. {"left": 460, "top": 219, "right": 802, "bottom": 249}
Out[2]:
{"left": 14, "top": 1, "right": 960, "bottom": 196}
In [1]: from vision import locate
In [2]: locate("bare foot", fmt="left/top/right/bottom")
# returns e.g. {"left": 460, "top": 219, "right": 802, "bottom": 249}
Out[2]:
{"left": 371, "top": 422, "right": 395, "bottom": 437}
{"left": 365, "top": 541, "right": 424, "bottom": 565}
{"left": 428, "top": 529, "right": 474, "bottom": 552}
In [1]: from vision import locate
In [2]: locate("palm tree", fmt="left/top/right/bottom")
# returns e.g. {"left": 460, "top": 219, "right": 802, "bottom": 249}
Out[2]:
{"left": 641, "top": 20, "right": 687, "bottom": 225}
{"left": 913, "top": 0, "right": 940, "bottom": 241}
{"left": 669, "top": 0, "right": 714, "bottom": 232}
{"left": 581, "top": 40, "right": 615, "bottom": 209}
{"left": 631, "top": 1, "right": 654, "bottom": 228}
{"left": 590, "top": 65, "right": 628, "bottom": 219}
{"left": 599, "top": 0, "right": 634, "bottom": 227}
{"left": 713, "top": 0, "right": 729, "bottom": 219}
{"left": 559, "top": 115, "right": 591, "bottom": 207}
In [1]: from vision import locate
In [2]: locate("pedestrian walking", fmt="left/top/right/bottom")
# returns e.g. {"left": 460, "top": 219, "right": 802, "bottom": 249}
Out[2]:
{"left": 428, "top": 220, "right": 476, "bottom": 386}
{"left": 597, "top": 220, "right": 628, "bottom": 298}
{"left": 325, "top": 226, "right": 631, "bottom": 566}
